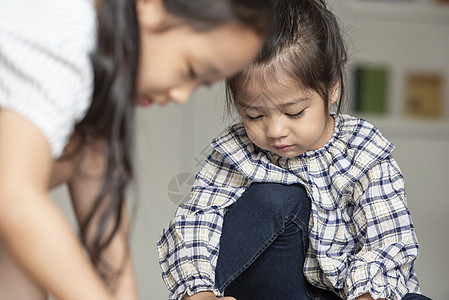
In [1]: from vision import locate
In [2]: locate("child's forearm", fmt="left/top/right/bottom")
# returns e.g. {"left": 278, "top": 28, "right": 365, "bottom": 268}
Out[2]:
{"left": 0, "top": 110, "right": 112, "bottom": 300}
{"left": 0, "top": 191, "right": 112, "bottom": 300}
{"left": 0, "top": 238, "right": 47, "bottom": 300}
{"left": 65, "top": 137, "right": 138, "bottom": 299}
{"left": 113, "top": 256, "right": 138, "bottom": 300}
{"left": 97, "top": 206, "right": 138, "bottom": 300}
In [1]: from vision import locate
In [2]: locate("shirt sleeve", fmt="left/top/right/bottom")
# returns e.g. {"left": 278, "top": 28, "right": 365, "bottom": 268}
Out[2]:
{"left": 157, "top": 150, "right": 251, "bottom": 300}
{"left": 0, "top": 2, "right": 95, "bottom": 158}
{"left": 346, "top": 156, "right": 420, "bottom": 300}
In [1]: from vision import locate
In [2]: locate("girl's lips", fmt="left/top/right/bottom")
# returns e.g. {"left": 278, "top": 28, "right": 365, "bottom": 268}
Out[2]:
{"left": 139, "top": 97, "right": 153, "bottom": 108}
{"left": 273, "top": 145, "right": 294, "bottom": 152}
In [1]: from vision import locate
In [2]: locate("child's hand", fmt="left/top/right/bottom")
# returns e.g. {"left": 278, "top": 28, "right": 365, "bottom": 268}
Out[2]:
{"left": 357, "top": 293, "right": 386, "bottom": 300}
{"left": 183, "top": 291, "right": 236, "bottom": 300}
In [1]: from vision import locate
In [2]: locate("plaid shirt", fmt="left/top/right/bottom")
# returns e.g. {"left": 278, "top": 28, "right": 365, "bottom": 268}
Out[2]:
{"left": 157, "top": 114, "right": 421, "bottom": 300}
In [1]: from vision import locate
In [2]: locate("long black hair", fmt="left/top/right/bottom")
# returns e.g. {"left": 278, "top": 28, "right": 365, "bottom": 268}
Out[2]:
{"left": 227, "top": 0, "right": 348, "bottom": 115}
{"left": 74, "top": 0, "right": 277, "bottom": 285}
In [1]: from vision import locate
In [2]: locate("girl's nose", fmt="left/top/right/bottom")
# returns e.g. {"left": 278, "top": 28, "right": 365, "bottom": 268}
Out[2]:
{"left": 168, "top": 82, "right": 198, "bottom": 104}
{"left": 265, "top": 118, "right": 288, "bottom": 139}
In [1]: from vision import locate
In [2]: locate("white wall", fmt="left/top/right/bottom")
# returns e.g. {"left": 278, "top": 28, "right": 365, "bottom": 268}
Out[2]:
{"left": 52, "top": 1, "right": 449, "bottom": 299}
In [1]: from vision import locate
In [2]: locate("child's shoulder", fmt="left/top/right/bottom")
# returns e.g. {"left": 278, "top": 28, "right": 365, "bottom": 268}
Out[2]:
{"left": 337, "top": 114, "right": 394, "bottom": 160}
{"left": 211, "top": 123, "right": 250, "bottom": 151}
{"left": 339, "top": 114, "right": 380, "bottom": 135}
{"left": 219, "top": 123, "right": 246, "bottom": 138}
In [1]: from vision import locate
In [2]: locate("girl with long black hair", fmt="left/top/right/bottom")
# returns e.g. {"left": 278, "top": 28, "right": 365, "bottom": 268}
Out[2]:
{"left": 0, "top": 0, "right": 276, "bottom": 299}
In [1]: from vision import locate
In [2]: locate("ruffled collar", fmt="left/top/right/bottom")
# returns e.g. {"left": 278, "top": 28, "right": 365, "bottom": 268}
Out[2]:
{"left": 211, "top": 114, "right": 394, "bottom": 190}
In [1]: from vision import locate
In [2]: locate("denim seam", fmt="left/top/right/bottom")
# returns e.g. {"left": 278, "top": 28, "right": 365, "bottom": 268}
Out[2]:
{"left": 286, "top": 214, "right": 323, "bottom": 300}
{"left": 287, "top": 214, "right": 309, "bottom": 256}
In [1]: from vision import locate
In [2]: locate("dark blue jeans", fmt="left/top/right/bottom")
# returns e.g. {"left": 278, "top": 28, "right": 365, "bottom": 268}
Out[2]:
{"left": 214, "top": 182, "right": 432, "bottom": 300}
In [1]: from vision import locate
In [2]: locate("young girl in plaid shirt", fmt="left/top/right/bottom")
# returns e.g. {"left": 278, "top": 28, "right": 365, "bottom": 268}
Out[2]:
{"left": 158, "top": 1, "right": 431, "bottom": 299}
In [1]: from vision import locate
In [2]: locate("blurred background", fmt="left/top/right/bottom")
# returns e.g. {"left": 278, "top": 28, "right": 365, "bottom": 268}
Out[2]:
{"left": 52, "top": 0, "right": 449, "bottom": 299}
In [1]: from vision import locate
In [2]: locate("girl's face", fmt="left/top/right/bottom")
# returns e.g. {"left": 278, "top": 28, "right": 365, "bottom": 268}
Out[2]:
{"left": 237, "top": 72, "right": 338, "bottom": 158}
{"left": 136, "top": 0, "right": 263, "bottom": 107}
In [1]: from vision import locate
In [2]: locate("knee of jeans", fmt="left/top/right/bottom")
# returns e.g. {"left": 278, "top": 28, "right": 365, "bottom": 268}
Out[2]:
{"left": 248, "top": 182, "right": 310, "bottom": 222}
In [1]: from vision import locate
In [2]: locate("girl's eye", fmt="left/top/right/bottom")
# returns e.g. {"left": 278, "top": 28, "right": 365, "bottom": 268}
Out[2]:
{"left": 246, "top": 114, "right": 263, "bottom": 121}
{"left": 286, "top": 109, "right": 305, "bottom": 119}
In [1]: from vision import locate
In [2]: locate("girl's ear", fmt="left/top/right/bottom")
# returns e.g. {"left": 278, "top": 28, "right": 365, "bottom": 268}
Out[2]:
{"left": 329, "top": 82, "right": 340, "bottom": 105}
{"left": 136, "top": 0, "right": 170, "bottom": 32}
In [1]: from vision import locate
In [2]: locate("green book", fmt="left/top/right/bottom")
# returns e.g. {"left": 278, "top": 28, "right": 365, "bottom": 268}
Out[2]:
{"left": 354, "top": 65, "right": 389, "bottom": 114}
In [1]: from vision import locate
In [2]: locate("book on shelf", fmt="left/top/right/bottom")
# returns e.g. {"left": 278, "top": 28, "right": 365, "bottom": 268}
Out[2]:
{"left": 353, "top": 64, "right": 389, "bottom": 115}
{"left": 405, "top": 72, "right": 444, "bottom": 119}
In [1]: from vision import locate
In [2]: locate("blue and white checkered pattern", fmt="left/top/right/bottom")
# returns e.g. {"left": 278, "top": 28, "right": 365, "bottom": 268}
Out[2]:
{"left": 157, "top": 114, "right": 421, "bottom": 300}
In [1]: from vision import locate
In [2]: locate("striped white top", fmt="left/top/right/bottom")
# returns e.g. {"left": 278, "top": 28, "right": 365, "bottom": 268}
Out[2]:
{"left": 0, "top": 0, "right": 97, "bottom": 158}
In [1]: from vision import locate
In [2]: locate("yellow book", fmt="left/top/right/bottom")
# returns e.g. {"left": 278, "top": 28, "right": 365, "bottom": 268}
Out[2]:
{"left": 405, "top": 72, "right": 444, "bottom": 119}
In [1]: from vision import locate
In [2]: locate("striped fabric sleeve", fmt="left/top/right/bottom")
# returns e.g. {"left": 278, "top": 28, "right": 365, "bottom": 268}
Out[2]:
{"left": 0, "top": 2, "right": 95, "bottom": 158}
{"left": 346, "top": 156, "right": 420, "bottom": 300}
{"left": 157, "top": 150, "right": 250, "bottom": 300}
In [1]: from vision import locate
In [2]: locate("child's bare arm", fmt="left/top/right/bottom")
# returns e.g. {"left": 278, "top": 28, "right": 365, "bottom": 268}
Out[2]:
{"left": 52, "top": 136, "right": 138, "bottom": 300}
{"left": 0, "top": 239, "right": 47, "bottom": 300}
{"left": 357, "top": 293, "right": 386, "bottom": 300}
{"left": 67, "top": 141, "right": 138, "bottom": 300}
{"left": 0, "top": 110, "right": 113, "bottom": 300}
